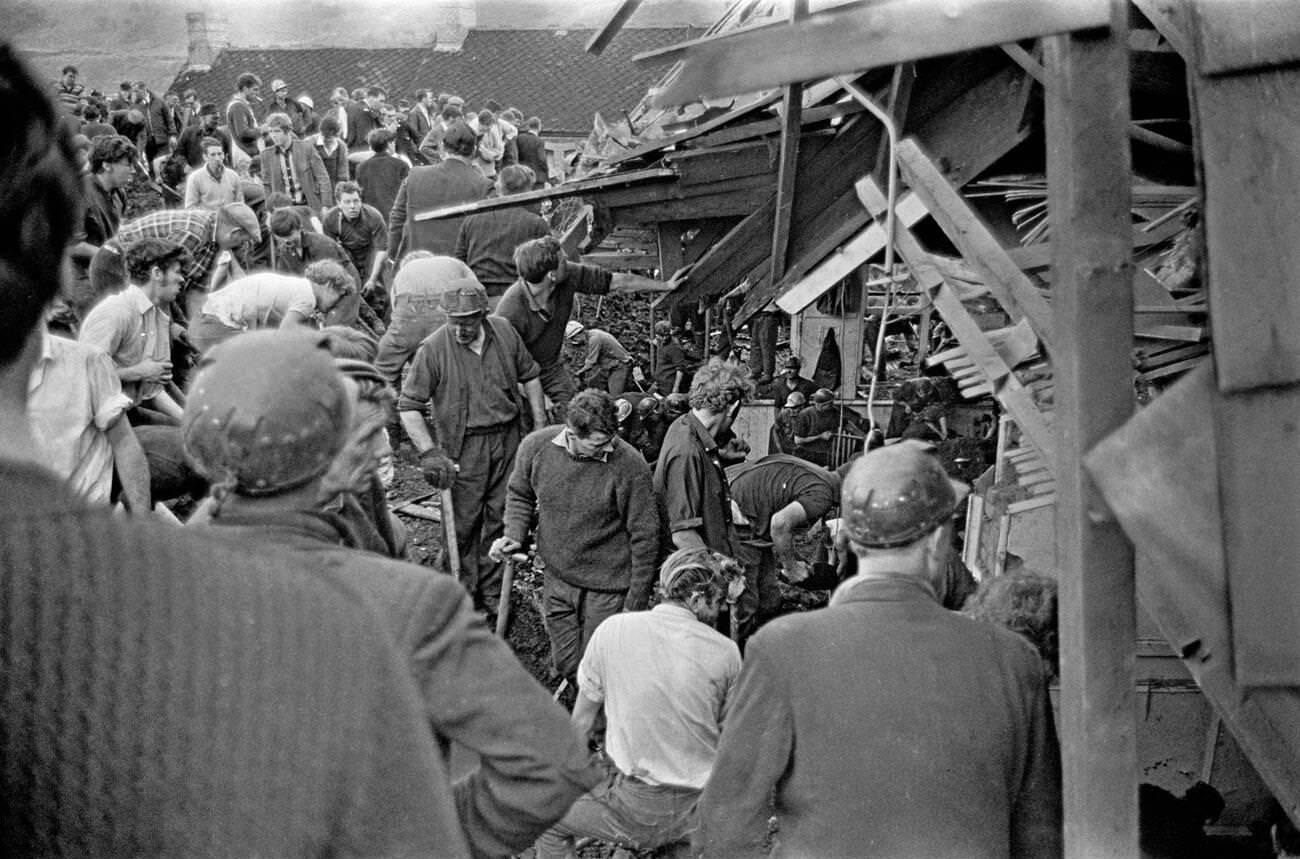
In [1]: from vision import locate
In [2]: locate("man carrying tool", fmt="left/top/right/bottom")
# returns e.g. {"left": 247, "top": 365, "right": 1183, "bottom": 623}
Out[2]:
{"left": 491, "top": 388, "right": 660, "bottom": 688}
{"left": 725, "top": 453, "right": 841, "bottom": 643}
{"left": 398, "top": 276, "right": 546, "bottom": 623}
{"left": 696, "top": 441, "right": 1063, "bottom": 858}
{"left": 532, "top": 548, "right": 742, "bottom": 859}
{"left": 183, "top": 330, "right": 600, "bottom": 858}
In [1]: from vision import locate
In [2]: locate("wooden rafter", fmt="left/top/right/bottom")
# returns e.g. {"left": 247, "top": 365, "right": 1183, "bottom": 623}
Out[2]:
{"left": 637, "top": 0, "right": 1111, "bottom": 108}
{"left": 585, "top": 0, "right": 643, "bottom": 56}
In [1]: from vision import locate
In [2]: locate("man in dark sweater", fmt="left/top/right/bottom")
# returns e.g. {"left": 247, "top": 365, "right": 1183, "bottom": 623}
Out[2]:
{"left": 454, "top": 164, "right": 550, "bottom": 305}
{"left": 356, "top": 128, "right": 409, "bottom": 225}
{"left": 0, "top": 45, "right": 459, "bottom": 857}
{"left": 492, "top": 388, "right": 660, "bottom": 684}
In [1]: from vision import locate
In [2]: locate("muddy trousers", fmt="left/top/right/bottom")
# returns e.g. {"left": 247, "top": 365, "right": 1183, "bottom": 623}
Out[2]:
{"left": 451, "top": 422, "right": 520, "bottom": 615}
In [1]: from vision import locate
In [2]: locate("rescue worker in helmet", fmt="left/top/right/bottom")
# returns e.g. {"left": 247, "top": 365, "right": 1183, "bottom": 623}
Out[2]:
{"left": 397, "top": 277, "right": 547, "bottom": 621}
{"left": 697, "top": 440, "right": 1063, "bottom": 858}
{"left": 181, "top": 330, "right": 601, "bottom": 857}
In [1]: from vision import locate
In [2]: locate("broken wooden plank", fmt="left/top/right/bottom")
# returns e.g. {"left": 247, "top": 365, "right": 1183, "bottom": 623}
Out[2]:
{"left": 1084, "top": 363, "right": 1300, "bottom": 828}
{"left": 1191, "top": 52, "right": 1300, "bottom": 390}
{"left": 640, "top": 0, "right": 1110, "bottom": 108}
{"left": 859, "top": 176, "right": 1056, "bottom": 466}
{"left": 896, "top": 137, "right": 1056, "bottom": 350}
{"left": 1130, "top": 0, "right": 1194, "bottom": 60}
{"left": 585, "top": 0, "right": 643, "bottom": 55}
{"left": 1044, "top": 5, "right": 1138, "bottom": 853}
{"left": 769, "top": 80, "right": 804, "bottom": 284}
{"left": 413, "top": 169, "right": 676, "bottom": 222}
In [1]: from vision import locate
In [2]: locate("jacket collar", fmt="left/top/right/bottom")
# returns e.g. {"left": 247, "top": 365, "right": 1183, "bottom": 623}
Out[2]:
{"left": 828, "top": 574, "right": 941, "bottom": 608}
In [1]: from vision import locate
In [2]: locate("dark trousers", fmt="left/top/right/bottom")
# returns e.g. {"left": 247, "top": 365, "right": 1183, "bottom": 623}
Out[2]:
{"left": 542, "top": 575, "right": 625, "bottom": 683}
{"left": 748, "top": 312, "right": 781, "bottom": 381}
{"left": 451, "top": 422, "right": 520, "bottom": 614}
{"left": 732, "top": 536, "right": 784, "bottom": 645}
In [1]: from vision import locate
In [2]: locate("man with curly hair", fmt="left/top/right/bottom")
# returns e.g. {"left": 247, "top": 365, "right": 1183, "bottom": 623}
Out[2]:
{"left": 653, "top": 357, "right": 755, "bottom": 557}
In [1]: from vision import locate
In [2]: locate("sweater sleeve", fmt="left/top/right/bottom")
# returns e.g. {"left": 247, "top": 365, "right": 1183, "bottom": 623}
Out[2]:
{"left": 503, "top": 431, "right": 541, "bottom": 544}
{"left": 385, "top": 175, "right": 410, "bottom": 258}
{"left": 410, "top": 576, "right": 601, "bottom": 857}
{"left": 621, "top": 454, "right": 660, "bottom": 610}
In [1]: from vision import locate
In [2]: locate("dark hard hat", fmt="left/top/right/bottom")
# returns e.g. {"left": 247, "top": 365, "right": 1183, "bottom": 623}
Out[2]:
{"left": 840, "top": 440, "right": 970, "bottom": 549}
{"left": 442, "top": 277, "right": 489, "bottom": 316}
{"left": 665, "top": 392, "right": 690, "bottom": 415}
{"left": 635, "top": 396, "right": 661, "bottom": 418}
{"left": 182, "top": 330, "right": 352, "bottom": 496}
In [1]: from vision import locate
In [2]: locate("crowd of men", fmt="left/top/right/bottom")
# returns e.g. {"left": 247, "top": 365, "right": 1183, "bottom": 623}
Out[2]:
{"left": 1, "top": 48, "right": 1077, "bottom": 857}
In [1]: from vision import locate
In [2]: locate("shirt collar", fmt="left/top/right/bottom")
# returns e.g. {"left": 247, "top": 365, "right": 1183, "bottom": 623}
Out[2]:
{"left": 125, "top": 283, "right": 161, "bottom": 315}
{"left": 550, "top": 427, "right": 613, "bottom": 462}
{"left": 683, "top": 411, "right": 719, "bottom": 453}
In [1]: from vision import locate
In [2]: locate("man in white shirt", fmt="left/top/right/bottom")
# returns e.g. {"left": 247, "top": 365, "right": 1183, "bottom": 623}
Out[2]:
{"left": 187, "top": 262, "right": 352, "bottom": 355}
{"left": 532, "top": 548, "right": 743, "bottom": 859}
{"left": 79, "top": 237, "right": 189, "bottom": 424}
{"left": 28, "top": 325, "right": 149, "bottom": 509}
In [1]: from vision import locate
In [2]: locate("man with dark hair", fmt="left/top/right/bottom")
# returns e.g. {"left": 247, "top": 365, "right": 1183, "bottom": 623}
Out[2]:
{"left": 80, "top": 236, "right": 190, "bottom": 425}
{"left": 324, "top": 179, "right": 388, "bottom": 300}
{"left": 53, "top": 63, "right": 84, "bottom": 111}
{"left": 260, "top": 111, "right": 333, "bottom": 214}
{"left": 532, "top": 548, "right": 742, "bottom": 859}
{"left": 653, "top": 357, "right": 755, "bottom": 556}
{"left": 65, "top": 134, "right": 135, "bottom": 321}
{"left": 498, "top": 235, "right": 678, "bottom": 414}
{"left": 492, "top": 388, "right": 659, "bottom": 685}
{"left": 268, "top": 210, "right": 367, "bottom": 333}
{"left": 454, "top": 163, "right": 550, "bottom": 304}
{"left": 184, "top": 136, "right": 244, "bottom": 209}
{"left": 406, "top": 88, "right": 435, "bottom": 165}
{"left": 356, "top": 127, "right": 409, "bottom": 223}
{"left": 387, "top": 119, "right": 492, "bottom": 259}
{"left": 176, "top": 103, "right": 232, "bottom": 167}
{"left": 78, "top": 100, "right": 116, "bottom": 138}
{"left": 793, "top": 388, "right": 866, "bottom": 467}
{"left": 227, "top": 71, "right": 262, "bottom": 157}
{"left": 696, "top": 442, "right": 1063, "bottom": 858}
{"left": 516, "top": 115, "right": 550, "bottom": 187}
{"left": 346, "top": 85, "right": 386, "bottom": 156}
{"left": 652, "top": 319, "right": 700, "bottom": 395}
{"left": 399, "top": 278, "right": 547, "bottom": 620}
{"left": 726, "top": 454, "right": 841, "bottom": 640}
{"left": 309, "top": 114, "right": 350, "bottom": 188}
{"left": 0, "top": 43, "right": 462, "bottom": 857}
{"left": 418, "top": 102, "right": 462, "bottom": 163}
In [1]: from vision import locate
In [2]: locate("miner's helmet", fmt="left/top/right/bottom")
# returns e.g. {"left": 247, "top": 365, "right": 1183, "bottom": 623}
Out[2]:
{"left": 840, "top": 440, "right": 970, "bottom": 549}
{"left": 182, "top": 330, "right": 352, "bottom": 496}
{"left": 442, "top": 277, "right": 490, "bottom": 316}
{"left": 565, "top": 320, "right": 585, "bottom": 341}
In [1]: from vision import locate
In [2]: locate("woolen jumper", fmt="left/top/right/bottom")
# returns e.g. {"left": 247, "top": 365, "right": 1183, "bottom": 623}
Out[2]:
{"left": 504, "top": 425, "right": 660, "bottom": 600}
{"left": 496, "top": 262, "right": 611, "bottom": 368}
{"left": 455, "top": 207, "right": 550, "bottom": 292}
{"left": 0, "top": 458, "right": 468, "bottom": 857}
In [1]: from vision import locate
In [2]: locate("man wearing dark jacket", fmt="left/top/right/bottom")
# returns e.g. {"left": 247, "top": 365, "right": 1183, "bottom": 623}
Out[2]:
{"left": 387, "top": 119, "right": 492, "bottom": 259}
{"left": 697, "top": 442, "right": 1063, "bottom": 858}
{"left": 492, "top": 389, "right": 660, "bottom": 685}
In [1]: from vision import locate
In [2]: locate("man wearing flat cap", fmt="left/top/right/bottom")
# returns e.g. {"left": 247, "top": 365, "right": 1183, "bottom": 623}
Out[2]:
{"left": 697, "top": 441, "right": 1063, "bottom": 859}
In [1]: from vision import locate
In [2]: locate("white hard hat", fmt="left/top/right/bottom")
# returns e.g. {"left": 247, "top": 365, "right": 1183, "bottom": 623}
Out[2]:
{"left": 565, "top": 320, "right": 585, "bottom": 340}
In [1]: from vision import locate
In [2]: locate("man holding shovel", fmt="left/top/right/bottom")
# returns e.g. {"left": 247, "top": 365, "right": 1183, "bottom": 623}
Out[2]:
{"left": 398, "top": 277, "right": 546, "bottom": 623}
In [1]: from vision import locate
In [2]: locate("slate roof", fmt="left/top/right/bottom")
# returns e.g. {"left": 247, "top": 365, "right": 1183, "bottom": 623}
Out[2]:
{"left": 171, "top": 27, "right": 701, "bottom": 137}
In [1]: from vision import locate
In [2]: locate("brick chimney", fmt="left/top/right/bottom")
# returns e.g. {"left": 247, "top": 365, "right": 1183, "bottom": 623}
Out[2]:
{"left": 186, "top": 11, "right": 229, "bottom": 71}
{"left": 432, "top": 0, "right": 477, "bottom": 52}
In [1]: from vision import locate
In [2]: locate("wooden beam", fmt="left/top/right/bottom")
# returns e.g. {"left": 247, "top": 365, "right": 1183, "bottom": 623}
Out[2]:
{"left": 1189, "top": 0, "right": 1300, "bottom": 76}
{"left": 585, "top": 0, "right": 643, "bottom": 55}
{"left": 413, "top": 169, "right": 676, "bottom": 222}
{"left": 1044, "top": 2, "right": 1137, "bottom": 855}
{"left": 559, "top": 205, "right": 591, "bottom": 259}
{"left": 896, "top": 138, "right": 1056, "bottom": 350}
{"left": 1130, "top": 0, "right": 1194, "bottom": 61}
{"left": 750, "top": 61, "right": 1035, "bottom": 324}
{"left": 640, "top": 0, "right": 1110, "bottom": 108}
{"left": 859, "top": 177, "right": 1056, "bottom": 463}
{"left": 769, "top": 81, "right": 803, "bottom": 284}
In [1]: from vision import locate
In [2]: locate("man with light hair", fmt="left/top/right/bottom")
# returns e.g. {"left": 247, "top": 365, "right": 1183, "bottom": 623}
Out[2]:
{"left": 259, "top": 111, "right": 333, "bottom": 214}
{"left": 532, "top": 547, "right": 742, "bottom": 859}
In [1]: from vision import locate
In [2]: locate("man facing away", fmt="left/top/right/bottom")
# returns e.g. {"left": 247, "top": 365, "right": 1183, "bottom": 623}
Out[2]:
{"left": 696, "top": 441, "right": 1063, "bottom": 858}
{"left": 492, "top": 388, "right": 660, "bottom": 687}
{"left": 454, "top": 163, "right": 550, "bottom": 305}
{"left": 182, "top": 330, "right": 603, "bottom": 858}
{"left": 0, "top": 42, "right": 463, "bottom": 857}
{"left": 533, "top": 547, "right": 742, "bottom": 859}
{"left": 387, "top": 118, "right": 492, "bottom": 259}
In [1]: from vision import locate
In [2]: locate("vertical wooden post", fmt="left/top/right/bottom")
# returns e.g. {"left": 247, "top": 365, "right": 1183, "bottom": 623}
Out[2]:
{"left": 1045, "top": 3, "right": 1137, "bottom": 857}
